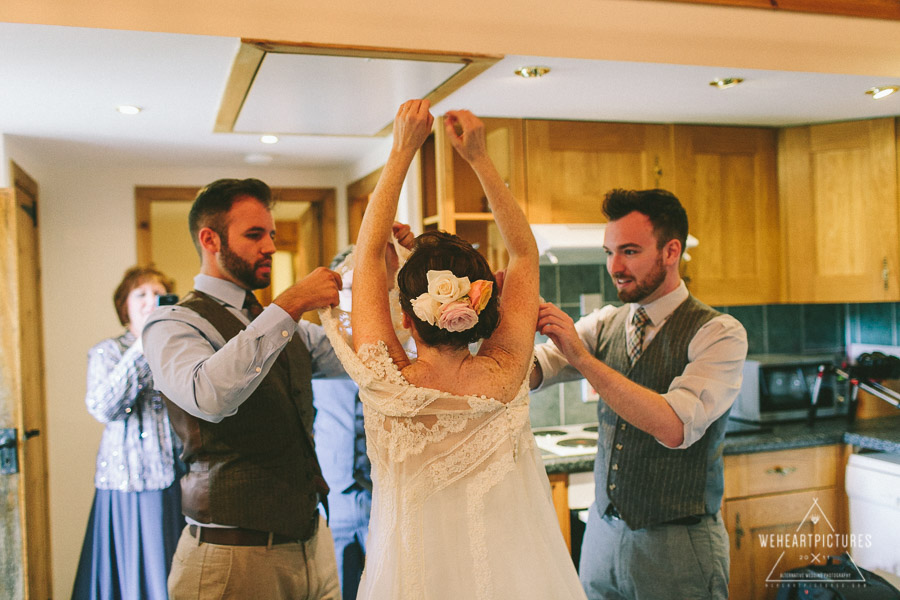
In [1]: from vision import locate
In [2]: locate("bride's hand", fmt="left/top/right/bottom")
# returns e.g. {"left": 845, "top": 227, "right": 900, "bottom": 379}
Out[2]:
{"left": 443, "top": 110, "right": 487, "bottom": 164}
{"left": 392, "top": 99, "right": 433, "bottom": 155}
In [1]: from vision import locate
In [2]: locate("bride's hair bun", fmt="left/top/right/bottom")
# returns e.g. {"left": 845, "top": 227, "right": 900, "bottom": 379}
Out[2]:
{"left": 397, "top": 231, "right": 500, "bottom": 348}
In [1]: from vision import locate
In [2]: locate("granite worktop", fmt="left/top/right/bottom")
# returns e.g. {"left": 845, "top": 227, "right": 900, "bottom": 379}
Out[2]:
{"left": 542, "top": 414, "right": 900, "bottom": 475}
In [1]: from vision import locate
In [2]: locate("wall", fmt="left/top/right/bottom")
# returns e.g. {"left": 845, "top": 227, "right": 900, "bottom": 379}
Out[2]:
{"left": 2, "top": 133, "right": 354, "bottom": 596}
{"left": 529, "top": 260, "right": 891, "bottom": 428}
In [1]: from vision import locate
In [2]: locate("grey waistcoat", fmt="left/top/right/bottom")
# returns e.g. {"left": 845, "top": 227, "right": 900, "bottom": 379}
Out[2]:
{"left": 592, "top": 295, "right": 730, "bottom": 529}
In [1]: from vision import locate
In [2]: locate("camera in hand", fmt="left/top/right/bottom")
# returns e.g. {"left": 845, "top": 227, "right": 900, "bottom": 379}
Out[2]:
{"left": 157, "top": 293, "right": 179, "bottom": 306}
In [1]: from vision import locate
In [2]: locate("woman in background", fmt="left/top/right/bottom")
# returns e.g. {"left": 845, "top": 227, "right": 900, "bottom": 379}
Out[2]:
{"left": 72, "top": 266, "right": 184, "bottom": 600}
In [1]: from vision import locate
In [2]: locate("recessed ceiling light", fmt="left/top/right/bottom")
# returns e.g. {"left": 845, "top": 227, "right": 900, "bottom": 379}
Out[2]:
{"left": 116, "top": 105, "right": 142, "bottom": 115}
{"left": 245, "top": 153, "right": 274, "bottom": 165}
{"left": 709, "top": 78, "right": 744, "bottom": 90}
{"left": 865, "top": 85, "right": 899, "bottom": 100}
{"left": 514, "top": 66, "right": 550, "bottom": 78}
{"left": 260, "top": 135, "right": 279, "bottom": 144}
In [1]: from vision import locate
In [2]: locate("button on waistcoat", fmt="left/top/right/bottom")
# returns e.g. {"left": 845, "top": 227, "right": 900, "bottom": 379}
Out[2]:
{"left": 162, "top": 290, "right": 327, "bottom": 539}
{"left": 593, "top": 296, "right": 728, "bottom": 529}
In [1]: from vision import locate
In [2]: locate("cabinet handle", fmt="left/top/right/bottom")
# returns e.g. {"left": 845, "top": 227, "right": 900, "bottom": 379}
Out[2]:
{"left": 883, "top": 257, "right": 890, "bottom": 291}
{"left": 653, "top": 156, "right": 663, "bottom": 187}
{"left": 735, "top": 512, "right": 744, "bottom": 550}
{"left": 765, "top": 465, "right": 797, "bottom": 476}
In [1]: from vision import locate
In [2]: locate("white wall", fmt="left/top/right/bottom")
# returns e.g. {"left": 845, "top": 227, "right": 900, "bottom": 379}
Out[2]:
{"left": 3, "top": 135, "right": 353, "bottom": 596}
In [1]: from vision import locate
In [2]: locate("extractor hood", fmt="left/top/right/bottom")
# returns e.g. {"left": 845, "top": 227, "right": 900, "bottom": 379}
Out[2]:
{"left": 530, "top": 223, "right": 698, "bottom": 265}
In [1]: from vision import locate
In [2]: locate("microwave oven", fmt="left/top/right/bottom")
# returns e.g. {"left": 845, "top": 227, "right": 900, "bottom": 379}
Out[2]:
{"left": 731, "top": 354, "right": 850, "bottom": 423}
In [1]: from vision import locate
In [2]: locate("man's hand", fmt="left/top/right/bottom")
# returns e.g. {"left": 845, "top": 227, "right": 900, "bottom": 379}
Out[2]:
{"left": 391, "top": 222, "right": 415, "bottom": 250}
{"left": 443, "top": 110, "right": 487, "bottom": 165}
{"left": 536, "top": 302, "right": 591, "bottom": 367}
{"left": 273, "top": 267, "right": 343, "bottom": 320}
{"left": 393, "top": 99, "right": 433, "bottom": 156}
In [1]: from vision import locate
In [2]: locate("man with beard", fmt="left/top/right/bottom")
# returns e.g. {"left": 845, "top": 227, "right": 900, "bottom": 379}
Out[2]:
{"left": 530, "top": 188, "right": 747, "bottom": 600}
{"left": 142, "top": 178, "right": 352, "bottom": 599}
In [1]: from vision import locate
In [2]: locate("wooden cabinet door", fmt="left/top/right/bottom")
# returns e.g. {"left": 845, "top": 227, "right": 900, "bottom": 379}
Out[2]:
{"left": 778, "top": 118, "right": 899, "bottom": 303}
{"left": 725, "top": 488, "right": 840, "bottom": 600}
{"left": 673, "top": 125, "right": 781, "bottom": 306}
{"left": 524, "top": 120, "right": 674, "bottom": 224}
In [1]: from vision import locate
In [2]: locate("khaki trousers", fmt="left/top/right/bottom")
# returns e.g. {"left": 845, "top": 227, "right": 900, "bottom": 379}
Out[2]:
{"left": 168, "top": 514, "right": 340, "bottom": 600}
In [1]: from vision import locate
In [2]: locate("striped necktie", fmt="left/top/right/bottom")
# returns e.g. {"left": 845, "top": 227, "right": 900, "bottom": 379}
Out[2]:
{"left": 627, "top": 306, "right": 651, "bottom": 366}
{"left": 243, "top": 291, "right": 264, "bottom": 321}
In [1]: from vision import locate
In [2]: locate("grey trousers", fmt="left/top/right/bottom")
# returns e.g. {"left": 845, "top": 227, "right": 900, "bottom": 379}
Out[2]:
{"left": 578, "top": 502, "right": 729, "bottom": 600}
{"left": 168, "top": 514, "right": 340, "bottom": 600}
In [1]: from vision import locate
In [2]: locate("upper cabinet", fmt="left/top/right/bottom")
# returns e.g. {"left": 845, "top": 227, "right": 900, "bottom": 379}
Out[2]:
{"left": 778, "top": 118, "right": 899, "bottom": 303}
{"left": 415, "top": 114, "right": 900, "bottom": 306}
{"left": 424, "top": 117, "right": 526, "bottom": 269}
{"left": 524, "top": 120, "right": 673, "bottom": 223}
{"left": 672, "top": 125, "right": 781, "bottom": 306}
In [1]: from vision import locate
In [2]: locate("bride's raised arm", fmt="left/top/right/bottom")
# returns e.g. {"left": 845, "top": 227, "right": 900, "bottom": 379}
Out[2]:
{"left": 443, "top": 111, "right": 540, "bottom": 372}
{"left": 351, "top": 99, "right": 433, "bottom": 364}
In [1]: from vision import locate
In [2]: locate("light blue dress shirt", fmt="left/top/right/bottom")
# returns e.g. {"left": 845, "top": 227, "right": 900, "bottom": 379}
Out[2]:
{"left": 142, "top": 274, "right": 344, "bottom": 423}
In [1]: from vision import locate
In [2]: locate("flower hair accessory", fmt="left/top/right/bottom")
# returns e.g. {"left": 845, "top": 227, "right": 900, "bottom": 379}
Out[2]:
{"left": 411, "top": 270, "right": 493, "bottom": 332}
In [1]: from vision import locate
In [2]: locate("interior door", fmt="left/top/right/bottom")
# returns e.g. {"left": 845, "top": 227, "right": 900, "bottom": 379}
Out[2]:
{"left": 0, "top": 162, "right": 53, "bottom": 599}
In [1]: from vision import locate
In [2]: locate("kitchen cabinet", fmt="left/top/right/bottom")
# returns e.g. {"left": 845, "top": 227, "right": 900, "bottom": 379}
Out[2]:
{"left": 723, "top": 445, "right": 849, "bottom": 600}
{"left": 420, "top": 116, "right": 526, "bottom": 270}
{"left": 778, "top": 118, "right": 899, "bottom": 303}
{"left": 672, "top": 125, "right": 781, "bottom": 305}
{"left": 524, "top": 120, "right": 674, "bottom": 224}
{"left": 548, "top": 472, "right": 572, "bottom": 552}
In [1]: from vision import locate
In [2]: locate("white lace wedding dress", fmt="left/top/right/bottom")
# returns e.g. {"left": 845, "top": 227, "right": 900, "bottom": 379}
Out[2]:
{"left": 320, "top": 305, "right": 587, "bottom": 600}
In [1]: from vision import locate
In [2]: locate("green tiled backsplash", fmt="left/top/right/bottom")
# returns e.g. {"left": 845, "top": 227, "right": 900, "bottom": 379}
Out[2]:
{"left": 530, "top": 263, "right": 899, "bottom": 428}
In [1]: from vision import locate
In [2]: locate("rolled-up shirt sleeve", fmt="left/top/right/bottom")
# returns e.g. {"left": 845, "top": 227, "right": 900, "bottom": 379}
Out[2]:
{"left": 662, "top": 314, "right": 747, "bottom": 449}
{"left": 142, "top": 303, "right": 298, "bottom": 422}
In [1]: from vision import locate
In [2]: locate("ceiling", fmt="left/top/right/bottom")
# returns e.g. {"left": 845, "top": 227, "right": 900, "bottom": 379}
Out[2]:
{"left": 2, "top": 19, "right": 900, "bottom": 171}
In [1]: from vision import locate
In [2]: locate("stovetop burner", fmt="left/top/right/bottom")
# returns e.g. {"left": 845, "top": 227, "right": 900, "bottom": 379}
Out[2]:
{"left": 557, "top": 438, "right": 597, "bottom": 448}
{"left": 532, "top": 424, "right": 600, "bottom": 457}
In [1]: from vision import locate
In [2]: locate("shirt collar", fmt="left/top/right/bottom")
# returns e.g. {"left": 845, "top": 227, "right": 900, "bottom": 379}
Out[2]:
{"left": 194, "top": 273, "right": 248, "bottom": 310}
{"left": 628, "top": 280, "right": 688, "bottom": 327}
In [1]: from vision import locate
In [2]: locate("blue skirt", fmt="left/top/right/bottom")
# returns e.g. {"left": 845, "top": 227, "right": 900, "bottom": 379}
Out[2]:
{"left": 72, "top": 484, "right": 184, "bottom": 600}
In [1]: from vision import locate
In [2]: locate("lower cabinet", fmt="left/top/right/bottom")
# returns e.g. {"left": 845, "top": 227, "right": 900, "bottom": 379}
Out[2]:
{"left": 722, "top": 445, "right": 849, "bottom": 600}
{"left": 549, "top": 472, "right": 572, "bottom": 552}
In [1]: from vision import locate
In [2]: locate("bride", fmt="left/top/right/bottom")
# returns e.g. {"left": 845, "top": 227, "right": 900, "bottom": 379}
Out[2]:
{"left": 320, "top": 99, "right": 586, "bottom": 600}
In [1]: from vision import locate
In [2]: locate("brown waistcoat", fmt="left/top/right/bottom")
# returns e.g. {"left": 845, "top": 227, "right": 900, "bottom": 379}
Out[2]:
{"left": 162, "top": 290, "right": 327, "bottom": 539}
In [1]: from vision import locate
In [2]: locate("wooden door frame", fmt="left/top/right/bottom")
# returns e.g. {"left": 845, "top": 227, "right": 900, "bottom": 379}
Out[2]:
{"left": 135, "top": 185, "right": 337, "bottom": 291}
{"left": 1, "top": 161, "right": 53, "bottom": 600}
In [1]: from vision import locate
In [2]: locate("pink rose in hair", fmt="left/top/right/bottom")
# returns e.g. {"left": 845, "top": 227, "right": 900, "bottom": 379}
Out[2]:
{"left": 467, "top": 280, "right": 493, "bottom": 314}
{"left": 437, "top": 301, "right": 479, "bottom": 332}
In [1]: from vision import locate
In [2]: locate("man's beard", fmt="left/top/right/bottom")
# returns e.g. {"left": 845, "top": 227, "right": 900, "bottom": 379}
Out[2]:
{"left": 614, "top": 254, "right": 666, "bottom": 303}
{"left": 220, "top": 236, "right": 271, "bottom": 290}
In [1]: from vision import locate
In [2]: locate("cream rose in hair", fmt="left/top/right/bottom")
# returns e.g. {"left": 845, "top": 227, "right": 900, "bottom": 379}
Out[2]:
{"left": 427, "top": 270, "right": 470, "bottom": 304}
{"left": 437, "top": 301, "right": 479, "bottom": 332}
{"left": 411, "top": 294, "right": 441, "bottom": 325}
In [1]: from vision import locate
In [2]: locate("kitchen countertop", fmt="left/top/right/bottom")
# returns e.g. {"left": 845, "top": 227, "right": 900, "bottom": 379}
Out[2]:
{"left": 541, "top": 414, "right": 900, "bottom": 475}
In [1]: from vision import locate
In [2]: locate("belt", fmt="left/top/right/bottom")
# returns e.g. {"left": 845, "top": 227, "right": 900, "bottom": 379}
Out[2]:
{"left": 188, "top": 524, "right": 300, "bottom": 546}
{"left": 603, "top": 504, "right": 703, "bottom": 527}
